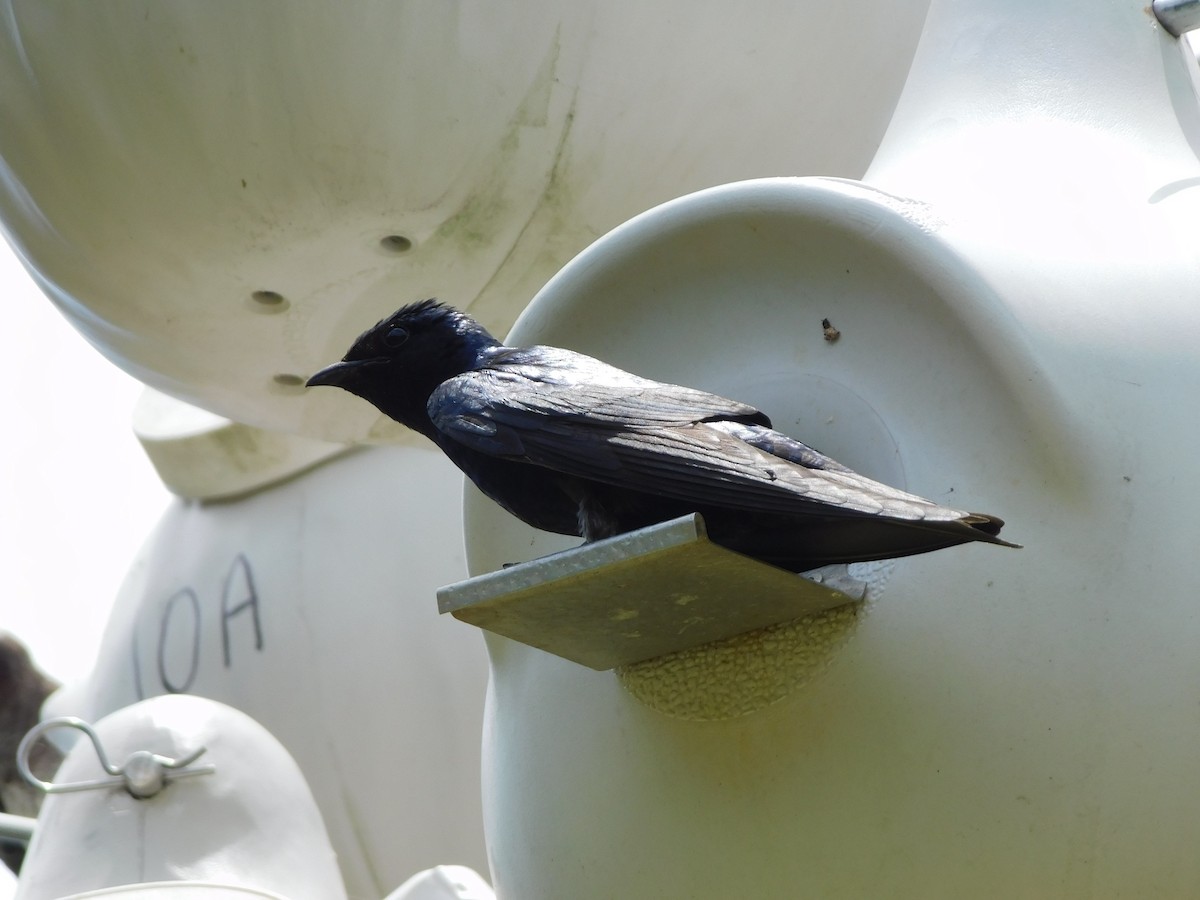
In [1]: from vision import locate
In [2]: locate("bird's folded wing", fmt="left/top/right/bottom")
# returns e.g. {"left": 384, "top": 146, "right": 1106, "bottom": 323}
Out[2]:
{"left": 473, "top": 345, "right": 772, "bottom": 426}
{"left": 428, "top": 364, "right": 966, "bottom": 523}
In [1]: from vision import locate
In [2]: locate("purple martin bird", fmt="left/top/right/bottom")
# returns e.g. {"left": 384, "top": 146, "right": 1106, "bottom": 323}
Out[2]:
{"left": 307, "top": 300, "right": 1016, "bottom": 572}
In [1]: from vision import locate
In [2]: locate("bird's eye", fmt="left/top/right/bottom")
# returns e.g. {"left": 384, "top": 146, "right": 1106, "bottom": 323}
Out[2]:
{"left": 383, "top": 326, "right": 409, "bottom": 348}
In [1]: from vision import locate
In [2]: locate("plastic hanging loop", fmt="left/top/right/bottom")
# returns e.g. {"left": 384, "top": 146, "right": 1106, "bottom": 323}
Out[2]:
{"left": 17, "top": 716, "right": 216, "bottom": 799}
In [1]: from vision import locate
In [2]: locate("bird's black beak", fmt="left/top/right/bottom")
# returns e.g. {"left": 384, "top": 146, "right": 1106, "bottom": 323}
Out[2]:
{"left": 306, "top": 358, "right": 382, "bottom": 389}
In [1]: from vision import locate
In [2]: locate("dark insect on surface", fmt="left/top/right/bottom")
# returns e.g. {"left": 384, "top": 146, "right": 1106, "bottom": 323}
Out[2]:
{"left": 308, "top": 300, "right": 1018, "bottom": 573}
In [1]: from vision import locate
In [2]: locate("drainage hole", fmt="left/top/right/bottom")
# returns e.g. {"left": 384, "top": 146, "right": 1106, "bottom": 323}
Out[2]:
{"left": 380, "top": 234, "right": 414, "bottom": 254}
{"left": 249, "top": 290, "right": 289, "bottom": 313}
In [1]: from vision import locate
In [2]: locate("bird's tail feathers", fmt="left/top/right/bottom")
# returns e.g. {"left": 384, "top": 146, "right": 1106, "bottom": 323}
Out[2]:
{"left": 960, "top": 512, "right": 1021, "bottom": 548}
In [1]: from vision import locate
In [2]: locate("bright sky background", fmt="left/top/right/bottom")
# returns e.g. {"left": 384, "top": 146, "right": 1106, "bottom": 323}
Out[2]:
{"left": 0, "top": 239, "right": 171, "bottom": 688}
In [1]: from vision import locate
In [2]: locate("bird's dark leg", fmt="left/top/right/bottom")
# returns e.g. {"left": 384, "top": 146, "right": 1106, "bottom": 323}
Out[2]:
{"left": 577, "top": 494, "right": 622, "bottom": 542}
{"left": 555, "top": 476, "right": 623, "bottom": 542}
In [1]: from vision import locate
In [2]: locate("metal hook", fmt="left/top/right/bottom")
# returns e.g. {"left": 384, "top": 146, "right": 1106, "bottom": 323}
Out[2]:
{"left": 1154, "top": 0, "right": 1200, "bottom": 37}
{"left": 17, "top": 716, "right": 215, "bottom": 799}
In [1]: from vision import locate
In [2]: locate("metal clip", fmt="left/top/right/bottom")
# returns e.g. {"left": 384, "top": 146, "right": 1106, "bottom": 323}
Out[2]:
{"left": 17, "top": 716, "right": 216, "bottom": 799}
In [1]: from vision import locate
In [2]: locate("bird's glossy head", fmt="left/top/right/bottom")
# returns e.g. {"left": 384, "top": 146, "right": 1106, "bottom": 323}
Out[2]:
{"left": 307, "top": 299, "right": 500, "bottom": 431}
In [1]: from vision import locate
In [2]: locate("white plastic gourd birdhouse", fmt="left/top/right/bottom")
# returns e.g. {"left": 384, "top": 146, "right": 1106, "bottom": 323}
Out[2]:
{"left": 16, "top": 695, "right": 345, "bottom": 899}
{"left": 460, "top": 0, "right": 1200, "bottom": 896}
{"left": 43, "top": 403, "right": 492, "bottom": 897}
{"left": 0, "top": 0, "right": 927, "bottom": 441}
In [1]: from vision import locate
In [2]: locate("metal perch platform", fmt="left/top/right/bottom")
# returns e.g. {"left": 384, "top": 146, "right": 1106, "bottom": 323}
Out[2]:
{"left": 438, "top": 514, "right": 865, "bottom": 670}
